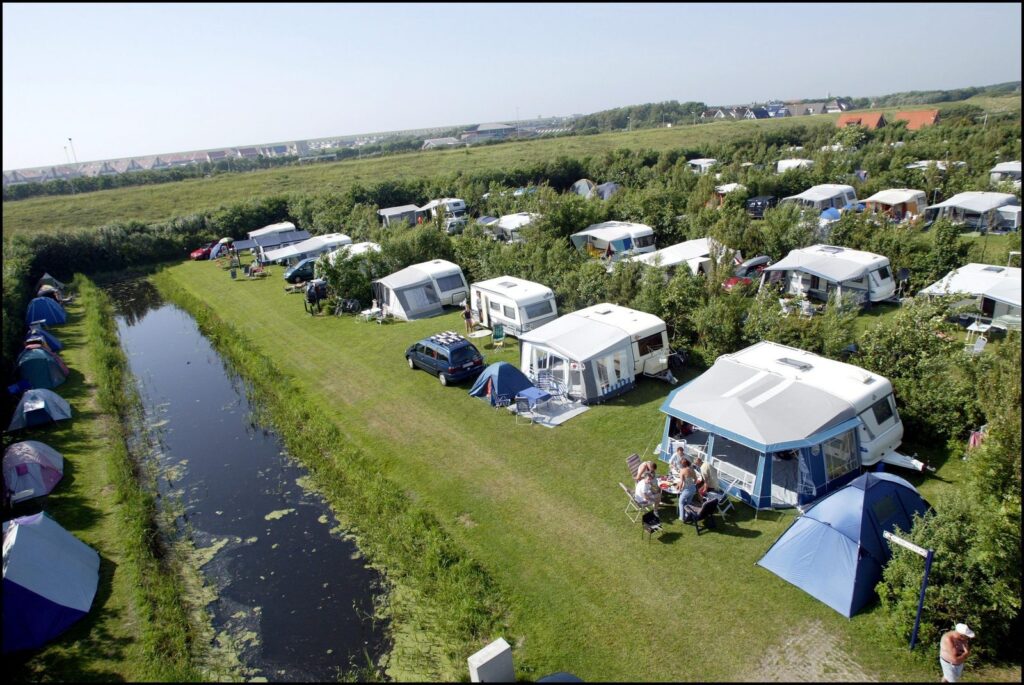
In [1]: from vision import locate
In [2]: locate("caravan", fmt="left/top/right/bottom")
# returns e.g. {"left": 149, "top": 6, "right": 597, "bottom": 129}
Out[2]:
{"left": 414, "top": 259, "right": 469, "bottom": 306}
{"left": 761, "top": 245, "right": 896, "bottom": 305}
{"left": 372, "top": 259, "right": 469, "bottom": 320}
{"left": 862, "top": 188, "right": 928, "bottom": 221}
{"left": 262, "top": 233, "right": 352, "bottom": 266}
{"left": 232, "top": 221, "right": 311, "bottom": 260}
{"left": 570, "top": 221, "right": 656, "bottom": 263}
{"left": 470, "top": 276, "right": 558, "bottom": 337}
{"left": 624, "top": 237, "right": 724, "bottom": 277}
{"left": 658, "top": 341, "right": 925, "bottom": 512}
{"left": 519, "top": 303, "right": 670, "bottom": 404}
{"left": 781, "top": 184, "right": 858, "bottom": 212}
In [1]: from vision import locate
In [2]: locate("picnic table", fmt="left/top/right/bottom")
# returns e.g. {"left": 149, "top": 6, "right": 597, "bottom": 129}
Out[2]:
{"left": 515, "top": 386, "right": 552, "bottom": 410}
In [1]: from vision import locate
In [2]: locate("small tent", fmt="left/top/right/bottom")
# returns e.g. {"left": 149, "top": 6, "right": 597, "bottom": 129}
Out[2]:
{"left": 3, "top": 441, "right": 64, "bottom": 504}
{"left": 26, "top": 297, "right": 67, "bottom": 326}
{"left": 469, "top": 362, "right": 535, "bottom": 405}
{"left": 25, "top": 324, "right": 63, "bottom": 352}
{"left": 569, "top": 178, "right": 597, "bottom": 198}
{"left": 7, "top": 389, "right": 72, "bottom": 432}
{"left": 35, "top": 273, "right": 67, "bottom": 292}
{"left": 2, "top": 512, "right": 100, "bottom": 653}
{"left": 17, "top": 348, "right": 68, "bottom": 390}
{"left": 756, "top": 472, "right": 930, "bottom": 617}
{"left": 595, "top": 182, "right": 622, "bottom": 200}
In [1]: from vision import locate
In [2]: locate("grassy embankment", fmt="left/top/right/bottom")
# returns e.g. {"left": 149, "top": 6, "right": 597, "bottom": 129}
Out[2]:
{"left": 155, "top": 259, "right": 1022, "bottom": 682}
{"left": 8, "top": 277, "right": 204, "bottom": 681}
{"left": 9, "top": 96, "right": 1017, "bottom": 238}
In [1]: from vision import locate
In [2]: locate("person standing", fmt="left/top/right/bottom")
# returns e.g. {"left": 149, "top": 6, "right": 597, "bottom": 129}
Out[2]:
{"left": 939, "top": 623, "right": 974, "bottom": 682}
{"left": 462, "top": 301, "right": 474, "bottom": 333}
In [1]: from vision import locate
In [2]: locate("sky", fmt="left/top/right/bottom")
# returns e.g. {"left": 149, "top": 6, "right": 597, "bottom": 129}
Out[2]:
{"left": 3, "top": 3, "right": 1021, "bottom": 170}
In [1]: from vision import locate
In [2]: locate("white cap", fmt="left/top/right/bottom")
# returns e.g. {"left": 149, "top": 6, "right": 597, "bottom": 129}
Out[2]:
{"left": 955, "top": 623, "right": 975, "bottom": 638}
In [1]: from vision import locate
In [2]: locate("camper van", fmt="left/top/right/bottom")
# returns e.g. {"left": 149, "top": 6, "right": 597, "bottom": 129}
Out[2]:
{"left": 658, "top": 341, "right": 924, "bottom": 511}
{"left": 518, "top": 303, "right": 671, "bottom": 404}
{"left": 781, "top": 184, "right": 858, "bottom": 212}
{"left": 570, "top": 221, "right": 656, "bottom": 263}
{"left": 419, "top": 198, "right": 467, "bottom": 221}
{"left": 761, "top": 245, "right": 896, "bottom": 305}
{"left": 470, "top": 276, "right": 558, "bottom": 337}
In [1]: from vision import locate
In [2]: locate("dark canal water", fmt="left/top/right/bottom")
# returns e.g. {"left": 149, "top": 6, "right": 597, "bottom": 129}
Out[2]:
{"left": 107, "top": 280, "right": 388, "bottom": 681}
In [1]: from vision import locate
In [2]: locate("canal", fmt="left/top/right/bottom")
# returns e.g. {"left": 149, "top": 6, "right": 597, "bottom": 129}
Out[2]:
{"left": 108, "top": 279, "right": 388, "bottom": 681}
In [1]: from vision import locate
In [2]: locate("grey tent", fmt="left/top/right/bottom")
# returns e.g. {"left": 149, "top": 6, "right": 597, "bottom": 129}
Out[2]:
{"left": 569, "top": 179, "right": 597, "bottom": 199}
{"left": 595, "top": 182, "right": 622, "bottom": 200}
{"left": 372, "top": 265, "right": 444, "bottom": 321}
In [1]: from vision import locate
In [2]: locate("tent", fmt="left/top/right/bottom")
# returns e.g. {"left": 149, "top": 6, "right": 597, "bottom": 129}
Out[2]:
{"left": 372, "top": 265, "right": 444, "bottom": 321}
{"left": 594, "top": 182, "right": 622, "bottom": 200}
{"left": 17, "top": 348, "right": 68, "bottom": 390}
{"left": 2, "top": 512, "right": 100, "bottom": 653}
{"left": 3, "top": 441, "right": 64, "bottom": 503}
{"left": 7, "top": 389, "right": 72, "bottom": 432}
{"left": 469, "top": 362, "right": 535, "bottom": 405}
{"left": 756, "top": 472, "right": 931, "bottom": 617}
{"left": 25, "top": 323, "right": 63, "bottom": 352}
{"left": 26, "top": 297, "right": 67, "bottom": 327}
{"left": 569, "top": 178, "right": 596, "bottom": 198}
{"left": 35, "top": 273, "right": 67, "bottom": 292}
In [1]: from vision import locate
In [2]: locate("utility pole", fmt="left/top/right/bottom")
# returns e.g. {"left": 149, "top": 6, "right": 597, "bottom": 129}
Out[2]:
{"left": 68, "top": 137, "right": 78, "bottom": 162}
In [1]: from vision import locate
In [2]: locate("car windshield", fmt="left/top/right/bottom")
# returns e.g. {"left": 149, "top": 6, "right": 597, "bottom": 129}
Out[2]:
{"left": 450, "top": 346, "right": 478, "bottom": 365}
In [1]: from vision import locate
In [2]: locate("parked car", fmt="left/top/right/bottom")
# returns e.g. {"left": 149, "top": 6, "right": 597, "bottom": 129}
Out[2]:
{"left": 283, "top": 257, "right": 318, "bottom": 284}
{"left": 405, "top": 332, "right": 485, "bottom": 386}
{"left": 746, "top": 195, "right": 778, "bottom": 220}
{"left": 722, "top": 255, "right": 772, "bottom": 291}
{"left": 190, "top": 241, "right": 218, "bottom": 260}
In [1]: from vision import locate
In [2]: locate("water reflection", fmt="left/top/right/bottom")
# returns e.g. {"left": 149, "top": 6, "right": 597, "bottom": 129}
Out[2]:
{"left": 108, "top": 279, "right": 388, "bottom": 681}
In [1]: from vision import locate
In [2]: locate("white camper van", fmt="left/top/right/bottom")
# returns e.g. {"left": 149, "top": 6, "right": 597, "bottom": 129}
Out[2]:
{"left": 412, "top": 259, "right": 469, "bottom": 307}
{"left": 470, "top": 276, "right": 558, "bottom": 337}
{"left": 781, "top": 184, "right": 858, "bottom": 212}
{"left": 570, "top": 221, "right": 656, "bottom": 262}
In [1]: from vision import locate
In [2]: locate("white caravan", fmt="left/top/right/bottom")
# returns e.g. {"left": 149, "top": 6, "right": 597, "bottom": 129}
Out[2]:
{"left": 761, "top": 245, "right": 896, "bottom": 304}
{"left": 262, "top": 233, "right": 353, "bottom": 266}
{"left": 470, "top": 276, "right": 558, "bottom": 337}
{"left": 410, "top": 259, "right": 469, "bottom": 307}
{"left": 570, "top": 221, "right": 656, "bottom": 263}
{"left": 781, "top": 184, "right": 858, "bottom": 212}
{"left": 776, "top": 158, "right": 815, "bottom": 173}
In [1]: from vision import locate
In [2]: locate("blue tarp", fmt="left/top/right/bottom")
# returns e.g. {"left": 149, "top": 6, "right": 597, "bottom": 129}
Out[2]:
{"left": 25, "top": 298, "right": 66, "bottom": 326}
{"left": 756, "top": 472, "right": 931, "bottom": 617}
{"left": 468, "top": 362, "right": 534, "bottom": 405}
{"left": 7, "top": 389, "right": 72, "bottom": 432}
{"left": 820, "top": 207, "right": 841, "bottom": 221}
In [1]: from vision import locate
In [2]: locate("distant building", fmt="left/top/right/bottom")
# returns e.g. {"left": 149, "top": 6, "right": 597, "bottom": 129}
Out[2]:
{"left": 894, "top": 109, "right": 940, "bottom": 131}
{"left": 421, "top": 137, "right": 462, "bottom": 150}
{"left": 825, "top": 98, "right": 852, "bottom": 113}
{"left": 836, "top": 112, "right": 886, "bottom": 130}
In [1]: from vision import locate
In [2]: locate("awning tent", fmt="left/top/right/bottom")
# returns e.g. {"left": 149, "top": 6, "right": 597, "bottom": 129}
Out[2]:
{"left": 757, "top": 473, "right": 930, "bottom": 617}
{"left": 3, "top": 441, "right": 64, "bottom": 503}
{"left": 468, "top": 362, "right": 535, "bottom": 405}
{"left": 764, "top": 250, "right": 872, "bottom": 285}
{"left": 17, "top": 348, "right": 68, "bottom": 390}
{"left": 2, "top": 512, "right": 100, "bottom": 653}
{"left": 929, "top": 191, "right": 1017, "bottom": 215}
{"left": 372, "top": 266, "right": 444, "bottom": 321}
{"left": 26, "top": 298, "right": 67, "bottom": 327}
{"left": 626, "top": 237, "right": 713, "bottom": 274}
{"left": 7, "top": 389, "right": 72, "bottom": 432}
{"left": 920, "top": 263, "right": 1022, "bottom": 313}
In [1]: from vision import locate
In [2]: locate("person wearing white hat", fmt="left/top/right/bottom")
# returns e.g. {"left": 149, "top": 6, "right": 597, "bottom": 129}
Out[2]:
{"left": 939, "top": 622, "right": 975, "bottom": 682}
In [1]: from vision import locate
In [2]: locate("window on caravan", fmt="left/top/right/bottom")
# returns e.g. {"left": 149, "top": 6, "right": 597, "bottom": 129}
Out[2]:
{"left": 870, "top": 395, "right": 895, "bottom": 426}
{"left": 503, "top": 305, "right": 516, "bottom": 320}
{"left": 823, "top": 430, "right": 859, "bottom": 480}
{"left": 633, "top": 234, "right": 656, "bottom": 249}
{"left": 637, "top": 332, "right": 665, "bottom": 356}
{"left": 490, "top": 301, "right": 500, "bottom": 311}
{"left": 523, "top": 300, "right": 554, "bottom": 320}
{"left": 873, "top": 266, "right": 891, "bottom": 281}
{"left": 435, "top": 274, "right": 465, "bottom": 292}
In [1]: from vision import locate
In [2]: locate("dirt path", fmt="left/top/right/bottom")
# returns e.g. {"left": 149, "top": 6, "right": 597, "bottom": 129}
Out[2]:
{"left": 746, "top": 619, "right": 875, "bottom": 682}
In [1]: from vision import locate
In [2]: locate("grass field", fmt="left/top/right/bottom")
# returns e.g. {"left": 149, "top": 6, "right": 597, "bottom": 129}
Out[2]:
{"left": 151, "top": 259, "right": 1021, "bottom": 682}
{"left": 5, "top": 95, "right": 1018, "bottom": 238}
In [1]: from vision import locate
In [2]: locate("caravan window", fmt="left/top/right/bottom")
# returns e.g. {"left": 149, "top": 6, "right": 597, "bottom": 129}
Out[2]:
{"left": 490, "top": 301, "right": 500, "bottom": 312}
{"left": 870, "top": 395, "right": 895, "bottom": 426}
{"left": 523, "top": 300, "right": 554, "bottom": 320}
{"left": 503, "top": 305, "right": 516, "bottom": 320}
{"left": 435, "top": 274, "right": 465, "bottom": 292}
{"left": 637, "top": 332, "right": 665, "bottom": 356}
{"left": 634, "top": 234, "right": 656, "bottom": 249}
{"left": 873, "top": 266, "right": 891, "bottom": 281}
{"left": 823, "top": 430, "right": 859, "bottom": 480}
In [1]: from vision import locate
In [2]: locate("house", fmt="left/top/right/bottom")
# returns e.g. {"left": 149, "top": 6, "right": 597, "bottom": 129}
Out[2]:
{"left": 824, "top": 98, "right": 852, "bottom": 113}
{"left": 658, "top": 340, "right": 923, "bottom": 512}
{"left": 795, "top": 102, "right": 827, "bottom": 116}
{"left": 836, "top": 112, "right": 886, "bottom": 130}
{"left": 729, "top": 107, "right": 750, "bottom": 119}
{"left": 925, "top": 191, "right": 1020, "bottom": 231}
{"left": 894, "top": 109, "right": 939, "bottom": 130}
{"left": 236, "top": 147, "right": 260, "bottom": 159}
{"left": 687, "top": 158, "right": 718, "bottom": 174}
{"left": 990, "top": 161, "right": 1021, "bottom": 188}
{"left": 421, "top": 137, "right": 461, "bottom": 150}
{"left": 377, "top": 204, "right": 421, "bottom": 228}
{"left": 781, "top": 184, "right": 858, "bottom": 212}
{"left": 761, "top": 244, "right": 896, "bottom": 305}
{"left": 207, "top": 150, "right": 231, "bottom": 162}
{"left": 919, "top": 263, "right": 1021, "bottom": 326}
{"left": 700, "top": 109, "right": 728, "bottom": 120}
{"left": 747, "top": 107, "right": 771, "bottom": 119}
{"left": 463, "top": 123, "right": 516, "bottom": 143}
{"left": 766, "top": 103, "right": 790, "bottom": 118}
{"left": 776, "top": 158, "right": 815, "bottom": 173}
{"left": 470, "top": 276, "right": 558, "bottom": 337}
{"left": 570, "top": 221, "right": 656, "bottom": 262}
{"left": 262, "top": 233, "right": 352, "bottom": 266}
{"left": 861, "top": 189, "right": 929, "bottom": 221}
{"left": 519, "top": 303, "right": 670, "bottom": 404}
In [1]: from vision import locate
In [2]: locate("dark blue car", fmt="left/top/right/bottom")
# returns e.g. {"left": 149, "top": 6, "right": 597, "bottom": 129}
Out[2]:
{"left": 406, "top": 331, "right": 484, "bottom": 386}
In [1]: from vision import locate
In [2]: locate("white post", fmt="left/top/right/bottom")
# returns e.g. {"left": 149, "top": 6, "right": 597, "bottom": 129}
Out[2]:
{"left": 467, "top": 637, "right": 515, "bottom": 682}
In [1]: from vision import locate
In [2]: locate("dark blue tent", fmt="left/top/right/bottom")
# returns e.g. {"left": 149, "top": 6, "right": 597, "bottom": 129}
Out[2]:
{"left": 26, "top": 298, "right": 66, "bottom": 326}
{"left": 25, "top": 324, "right": 63, "bottom": 352}
{"left": 17, "top": 348, "right": 67, "bottom": 390}
{"left": 469, "top": 362, "right": 534, "bottom": 405}
{"left": 757, "top": 472, "right": 930, "bottom": 618}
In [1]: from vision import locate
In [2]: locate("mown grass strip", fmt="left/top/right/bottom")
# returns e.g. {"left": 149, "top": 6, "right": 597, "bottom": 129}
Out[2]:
{"left": 152, "top": 270, "right": 509, "bottom": 679}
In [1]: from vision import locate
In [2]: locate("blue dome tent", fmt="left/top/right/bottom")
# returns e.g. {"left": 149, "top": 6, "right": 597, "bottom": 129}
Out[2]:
{"left": 17, "top": 348, "right": 68, "bottom": 390}
{"left": 25, "top": 297, "right": 67, "bottom": 327}
{"left": 7, "top": 389, "right": 73, "bottom": 432}
{"left": 756, "top": 472, "right": 930, "bottom": 617}
{"left": 25, "top": 323, "right": 63, "bottom": 352}
{"left": 469, "top": 362, "right": 535, "bottom": 406}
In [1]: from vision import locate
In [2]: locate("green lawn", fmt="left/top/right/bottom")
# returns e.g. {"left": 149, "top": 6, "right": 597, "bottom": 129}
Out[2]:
{"left": 153, "top": 259, "right": 1019, "bottom": 682}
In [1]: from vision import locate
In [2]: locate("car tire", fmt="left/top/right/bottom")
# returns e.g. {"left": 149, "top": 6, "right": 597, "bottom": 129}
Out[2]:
{"left": 439, "top": 373, "right": 448, "bottom": 386}
{"left": 407, "top": 356, "right": 415, "bottom": 370}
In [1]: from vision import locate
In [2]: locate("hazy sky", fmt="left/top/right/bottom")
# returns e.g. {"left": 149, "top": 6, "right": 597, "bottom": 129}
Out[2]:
{"left": 3, "top": 3, "right": 1021, "bottom": 170}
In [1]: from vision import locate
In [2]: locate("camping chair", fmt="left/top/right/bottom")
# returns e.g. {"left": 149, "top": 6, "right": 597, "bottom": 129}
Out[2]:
{"left": 705, "top": 488, "right": 735, "bottom": 520}
{"left": 491, "top": 323, "right": 506, "bottom": 349}
{"left": 626, "top": 453, "right": 642, "bottom": 481}
{"left": 514, "top": 396, "right": 534, "bottom": 425}
{"left": 493, "top": 394, "right": 512, "bottom": 410}
{"left": 641, "top": 510, "right": 663, "bottom": 543}
{"left": 964, "top": 336, "right": 987, "bottom": 357}
{"left": 779, "top": 298, "right": 794, "bottom": 316}
{"left": 619, "top": 482, "right": 655, "bottom": 524}
{"left": 799, "top": 299, "right": 816, "bottom": 318}
{"left": 682, "top": 495, "right": 720, "bottom": 535}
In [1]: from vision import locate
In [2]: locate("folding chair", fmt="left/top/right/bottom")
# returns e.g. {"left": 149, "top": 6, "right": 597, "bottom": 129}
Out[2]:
{"left": 619, "top": 482, "right": 654, "bottom": 524}
{"left": 514, "top": 396, "right": 533, "bottom": 425}
{"left": 641, "top": 510, "right": 663, "bottom": 543}
{"left": 492, "top": 323, "right": 506, "bottom": 349}
{"left": 626, "top": 453, "right": 642, "bottom": 481}
{"left": 682, "top": 495, "right": 720, "bottom": 535}
{"left": 708, "top": 489, "right": 735, "bottom": 520}
{"left": 779, "top": 298, "right": 794, "bottom": 316}
{"left": 964, "top": 336, "right": 987, "bottom": 357}
{"left": 493, "top": 394, "right": 512, "bottom": 410}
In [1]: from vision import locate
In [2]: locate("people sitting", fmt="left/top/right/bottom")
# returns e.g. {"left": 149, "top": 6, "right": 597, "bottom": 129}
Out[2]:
{"left": 669, "top": 444, "right": 687, "bottom": 479}
{"left": 693, "top": 455, "right": 718, "bottom": 497}
{"left": 634, "top": 461, "right": 662, "bottom": 509}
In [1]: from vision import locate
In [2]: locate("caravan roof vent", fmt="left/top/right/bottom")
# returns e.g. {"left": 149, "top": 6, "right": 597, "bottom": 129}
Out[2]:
{"left": 982, "top": 266, "right": 1005, "bottom": 273}
{"left": 819, "top": 246, "right": 844, "bottom": 254}
{"left": 777, "top": 357, "right": 813, "bottom": 372}
{"left": 593, "top": 307, "right": 614, "bottom": 315}
{"left": 497, "top": 281, "right": 518, "bottom": 288}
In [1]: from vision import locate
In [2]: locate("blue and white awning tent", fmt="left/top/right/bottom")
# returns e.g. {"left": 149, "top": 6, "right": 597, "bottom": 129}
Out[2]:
{"left": 3, "top": 512, "right": 100, "bottom": 653}
{"left": 7, "top": 389, "right": 73, "bottom": 432}
{"left": 756, "top": 472, "right": 931, "bottom": 617}
{"left": 26, "top": 297, "right": 67, "bottom": 327}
